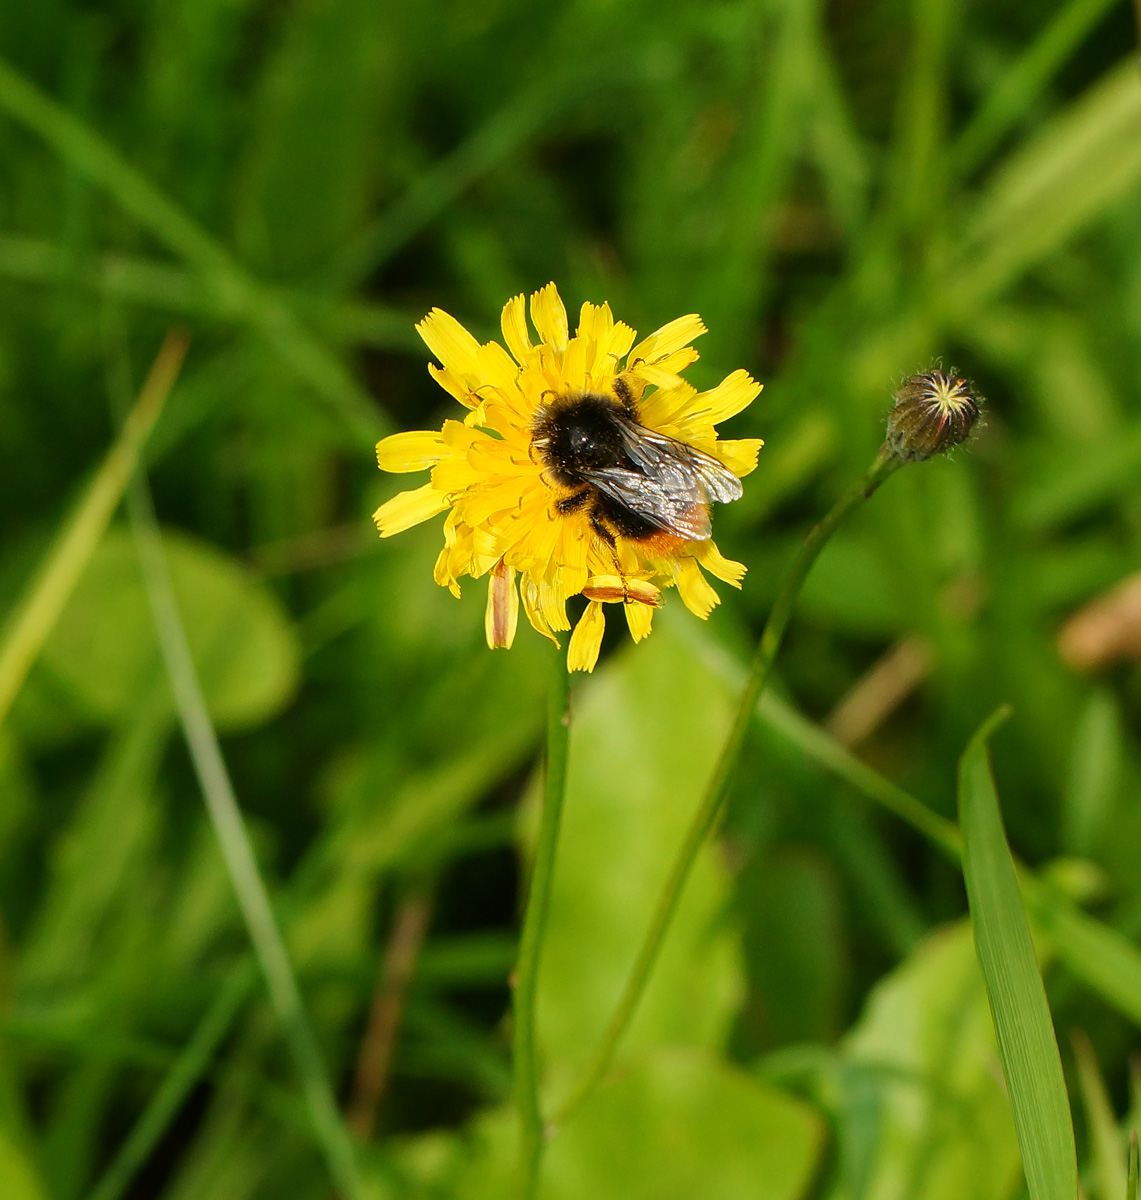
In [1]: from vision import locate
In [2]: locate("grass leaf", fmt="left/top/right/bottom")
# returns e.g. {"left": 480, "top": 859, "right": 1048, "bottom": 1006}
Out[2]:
{"left": 958, "top": 707, "right": 1078, "bottom": 1200}
{"left": 1073, "top": 1030, "right": 1127, "bottom": 1200}
{"left": 0, "top": 56, "right": 382, "bottom": 441}
{"left": 0, "top": 331, "right": 185, "bottom": 734}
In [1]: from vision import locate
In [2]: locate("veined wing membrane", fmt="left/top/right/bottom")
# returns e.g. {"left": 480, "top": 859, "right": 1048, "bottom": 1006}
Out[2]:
{"left": 617, "top": 419, "right": 743, "bottom": 503}
{"left": 580, "top": 464, "right": 713, "bottom": 540}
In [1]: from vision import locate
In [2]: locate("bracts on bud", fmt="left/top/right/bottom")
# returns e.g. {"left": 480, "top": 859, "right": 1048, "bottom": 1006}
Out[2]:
{"left": 884, "top": 369, "right": 981, "bottom": 463}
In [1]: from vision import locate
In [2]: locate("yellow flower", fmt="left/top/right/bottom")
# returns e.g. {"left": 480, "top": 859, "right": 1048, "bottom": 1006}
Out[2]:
{"left": 374, "top": 283, "right": 763, "bottom": 672}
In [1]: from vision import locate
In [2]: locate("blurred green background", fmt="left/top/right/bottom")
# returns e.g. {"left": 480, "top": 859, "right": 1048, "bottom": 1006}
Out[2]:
{"left": 2, "top": 0, "right": 1141, "bottom": 1197}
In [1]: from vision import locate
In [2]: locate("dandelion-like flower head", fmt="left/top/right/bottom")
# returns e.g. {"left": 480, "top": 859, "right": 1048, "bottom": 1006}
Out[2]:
{"left": 374, "top": 283, "right": 763, "bottom": 671}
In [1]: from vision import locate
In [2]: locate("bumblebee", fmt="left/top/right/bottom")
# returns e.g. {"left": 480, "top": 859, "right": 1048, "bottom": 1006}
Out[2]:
{"left": 531, "top": 377, "right": 742, "bottom": 545}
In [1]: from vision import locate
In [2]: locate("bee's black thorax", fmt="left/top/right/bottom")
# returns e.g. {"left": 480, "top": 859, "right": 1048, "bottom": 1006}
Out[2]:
{"left": 531, "top": 391, "right": 631, "bottom": 486}
{"left": 532, "top": 381, "right": 709, "bottom": 546}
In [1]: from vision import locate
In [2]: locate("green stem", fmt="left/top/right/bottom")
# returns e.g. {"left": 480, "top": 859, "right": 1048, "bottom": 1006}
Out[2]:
{"left": 553, "top": 447, "right": 901, "bottom": 1130}
{"left": 513, "top": 647, "right": 572, "bottom": 1198}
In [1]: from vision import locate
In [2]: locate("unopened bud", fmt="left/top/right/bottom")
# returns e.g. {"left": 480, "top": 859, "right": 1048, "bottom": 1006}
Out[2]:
{"left": 885, "top": 369, "right": 981, "bottom": 462}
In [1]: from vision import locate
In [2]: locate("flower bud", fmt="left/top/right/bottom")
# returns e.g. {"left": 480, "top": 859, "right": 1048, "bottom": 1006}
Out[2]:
{"left": 884, "top": 369, "right": 981, "bottom": 462}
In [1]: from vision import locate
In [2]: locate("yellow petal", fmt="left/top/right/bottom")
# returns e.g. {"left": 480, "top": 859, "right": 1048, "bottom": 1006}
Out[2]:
{"left": 625, "top": 601, "right": 655, "bottom": 642}
{"left": 576, "top": 300, "right": 612, "bottom": 343}
{"left": 521, "top": 576, "right": 560, "bottom": 644}
{"left": 712, "top": 437, "right": 764, "bottom": 477}
{"left": 462, "top": 477, "right": 528, "bottom": 526}
{"left": 476, "top": 341, "right": 521, "bottom": 394}
{"left": 539, "top": 576, "right": 572, "bottom": 632}
{"left": 375, "top": 430, "right": 447, "bottom": 473}
{"left": 417, "top": 309, "right": 482, "bottom": 376}
{"left": 484, "top": 560, "right": 519, "bottom": 649}
{"left": 433, "top": 545, "right": 461, "bottom": 596}
{"left": 632, "top": 363, "right": 689, "bottom": 391}
{"left": 694, "top": 540, "right": 746, "bottom": 587}
{"left": 636, "top": 382, "right": 697, "bottom": 430}
{"left": 674, "top": 556, "right": 720, "bottom": 618}
{"left": 431, "top": 456, "right": 478, "bottom": 493}
{"left": 567, "top": 600, "right": 606, "bottom": 672}
{"left": 427, "top": 363, "right": 477, "bottom": 408}
{"left": 373, "top": 483, "right": 450, "bottom": 537}
{"left": 628, "top": 313, "right": 706, "bottom": 367}
{"left": 654, "top": 346, "right": 700, "bottom": 376}
{"left": 530, "top": 282, "right": 569, "bottom": 351}
{"left": 692, "top": 370, "right": 763, "bottom": 424}
{"left": 500, "top": 293, "right": 532, "bottom": 363}
{"left": 597, "top": 320, "right": 638, "bottom": 378}
{"left": 561, "top": 334, "right": 588, "bottom": 390}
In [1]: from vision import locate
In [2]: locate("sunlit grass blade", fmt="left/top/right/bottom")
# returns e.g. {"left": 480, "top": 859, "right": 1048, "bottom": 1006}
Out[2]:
{"left": 0, "top": 232, "right": 421, "bottom": 354}
{"left": 319, "top": 70, "right": 588, "bottom": 291}
{"left": 125, "top": 457, "right": 362, "bottom": 1197}
{"left": 0, "top": 330, "right": 186, "bottom": 734}
{"left": 958, "top": 707, "right": 1078, "bottom": 1200}
{"left": 1129, "top": 1131, "right": 1138, "bottom": 1200}
{"left": 951, "top": 0, "right": 1122, "bottom": 175}
{"left": 1073, "top": 1030, "right": 1127, "bottom": 1200}
{"left": 0, "top": 56, "right": 382, "bottom": 442}
{"left": 85, "top": 961, "right": 257, "bottom": 1200}
{"left": 953, "top": 60, "right": 1141, "bottom": 310}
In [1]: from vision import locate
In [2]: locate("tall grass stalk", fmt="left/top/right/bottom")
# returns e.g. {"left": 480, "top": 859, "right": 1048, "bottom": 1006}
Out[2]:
{"left": 0, "top": 330, "right": 185, "bottom": 734}
{"left": 123, "top": 409, "right": 363, "bottom": 1197}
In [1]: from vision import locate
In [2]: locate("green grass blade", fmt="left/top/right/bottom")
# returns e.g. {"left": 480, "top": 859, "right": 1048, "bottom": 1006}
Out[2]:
{"left": 952, "top": 0, "right": 1123, "bottom": 175}
{"left": 0, "top": 56, "right": 382, "bottom": 442}
{"left": 319, "top": 69, "right": 588, "bottom": 291}
{"left": 0, "top": 232, "right": 420, "bottom": 353}
{"left": 1128, "top": 1131, "right": 1138, "bottom": 1200}
{"left": 85, "top": 961, "right": 257, "bottom": 1200}
{"left": 0, "top": 331, "right": 185, "bottom": 734}
{"left": 958, "top": 707, "right": 1078, "bottom": 1200}
{"left": 124, "top": 466, "right": 362, "bottom": 1196}
{"left": 1026, "top": 894, "right": 1141, "bottom": 1034}
{"left": 953, "top": 61, "right": 1141, "bottom": 310}
{"left": 1072, "top": 1030, "right": 1127, "bottom": 1200}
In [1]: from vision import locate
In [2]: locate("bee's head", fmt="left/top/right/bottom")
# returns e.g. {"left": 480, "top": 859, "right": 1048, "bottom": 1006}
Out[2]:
{"left": 532, "top": 392, "right": 627, "bottom": 473}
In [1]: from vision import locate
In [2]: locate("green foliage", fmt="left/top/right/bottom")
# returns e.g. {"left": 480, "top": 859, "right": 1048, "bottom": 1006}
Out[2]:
{"left": 456, "top": 1047, "right": 821, "bottom": 1200}
{"left": 1, "top": 0, "right": 1141, "bottom": 1197}
{"left": 39, "top": 527, "right": 299, "bottom": 729}
{"left": 535, "top": 621, "right": 742, "bottom": 1086}
{"left": 958, "top": 712, "right": 1078, "bottom": 1200}
{"left": 830, "top": 921, "right": 1022, "bottom": 1200}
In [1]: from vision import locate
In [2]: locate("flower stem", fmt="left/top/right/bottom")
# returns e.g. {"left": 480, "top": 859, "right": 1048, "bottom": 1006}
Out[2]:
{"left": 514, "top": 646, "right": 572, "bottom": 1197}
{"left": 552, "top": 447, "right": 902, "bottom": 1130}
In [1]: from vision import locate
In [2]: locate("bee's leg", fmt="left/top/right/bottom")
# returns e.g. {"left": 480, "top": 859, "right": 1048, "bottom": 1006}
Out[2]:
{"left": 612, "top": 375, "right": 635, "bottom": 412}
{"left": 555, "top": 489, "right": 590, "bottom": 515}
{"left": 589, "top": 514, "right": 616, "bottom": 548}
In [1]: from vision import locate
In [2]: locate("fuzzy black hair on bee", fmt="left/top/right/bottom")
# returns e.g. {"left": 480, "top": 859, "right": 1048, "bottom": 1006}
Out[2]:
{"left": 531, "top": 380, "right": 741, "bottom": 545}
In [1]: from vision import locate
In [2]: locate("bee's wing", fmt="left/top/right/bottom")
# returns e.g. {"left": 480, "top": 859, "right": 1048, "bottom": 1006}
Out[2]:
{"left": 616, "top": 420, "right": 743, "bottom": 504}
{"left": 580, "top": 465, "right": 713, "bottom": 540}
